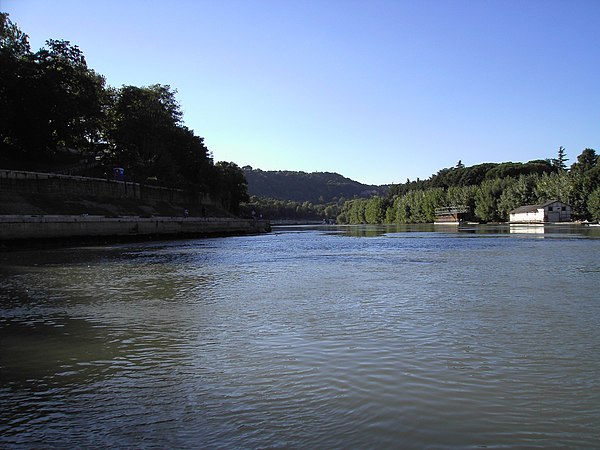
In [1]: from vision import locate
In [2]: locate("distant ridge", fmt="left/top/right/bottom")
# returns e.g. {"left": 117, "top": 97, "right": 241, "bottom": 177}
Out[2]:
{"left": 242, "top": 167, "right": 386, "bottom": 204}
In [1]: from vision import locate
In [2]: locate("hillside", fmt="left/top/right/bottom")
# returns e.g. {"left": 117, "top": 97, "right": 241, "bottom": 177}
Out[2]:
{"left": 243, "top": 167, "right": 386, "bottom": 203}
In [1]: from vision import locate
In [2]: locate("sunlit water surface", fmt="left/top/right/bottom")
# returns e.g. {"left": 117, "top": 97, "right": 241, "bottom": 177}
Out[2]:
{"left": 1, "top": 224, "right": 600, "bottom": 448}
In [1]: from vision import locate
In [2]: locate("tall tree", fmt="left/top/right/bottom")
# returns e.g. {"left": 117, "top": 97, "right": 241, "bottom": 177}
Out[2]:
{"left": 474, "top": 178, "right": 508, "bottom": 222}
{"left": 569, "top": 148, "right": 600, "bottom": 219}
{"left": 365, "top": 196, "right": 386, "bottom": 224}
{"left": 570, "top": 148, "right": 597, "bottom": 173}
{"left": 215, "top": 162, "right": 249, "bottom": 214}
{"left": 1, "top": 18, "right": 107, "bottom": 162}
{"left": 35, "top": 39, "right": 108, "bottom": 154}
{"left": 553, "top": 146, "right": 569, "bottom": 171}
{"left": 0, "top": 13, "right": 30, "bottom": 56}
{"left": 109, "top": 84, "right": 183, "bottom": 180}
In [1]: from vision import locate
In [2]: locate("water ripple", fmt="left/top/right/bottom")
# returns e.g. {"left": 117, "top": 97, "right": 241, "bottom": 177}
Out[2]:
{"left": 1, "top": 228, "right": 600, "bottom": 448}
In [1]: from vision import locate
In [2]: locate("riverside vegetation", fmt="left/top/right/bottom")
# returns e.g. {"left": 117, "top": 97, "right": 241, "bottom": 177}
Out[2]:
{"left": 242, "top": 150, "right": 600, "bottom": 224}
{"left": 336, "top": 151, "right": 600, "bottom": 224}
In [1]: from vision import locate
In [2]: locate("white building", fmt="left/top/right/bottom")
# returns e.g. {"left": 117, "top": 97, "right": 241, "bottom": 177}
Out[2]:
{"left": 509, "top": 200, "right": 571, "bottom": 223}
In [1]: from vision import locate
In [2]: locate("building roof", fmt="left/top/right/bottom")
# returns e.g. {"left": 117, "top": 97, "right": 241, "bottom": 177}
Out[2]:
{"left": 510, "top": 204, "right": 541, "bottom": 214}
{"left": 509, "top": 200, "right": 568, "bottom": 215}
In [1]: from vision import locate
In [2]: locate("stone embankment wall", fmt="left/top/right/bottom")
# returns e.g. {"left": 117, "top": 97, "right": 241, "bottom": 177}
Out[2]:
{"left": 0, "top": 170, "right": 271, "bottom": 244}
{"left": 0, "top": 215, "right": 271, "bottom": 242}
{"left": 0, "top": 170, "right": 216, "bottom": 206}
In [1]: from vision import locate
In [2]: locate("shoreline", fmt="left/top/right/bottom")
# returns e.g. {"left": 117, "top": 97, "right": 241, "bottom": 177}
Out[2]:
{"left": 0, "top": 215, "right": 271, "bottom": 249}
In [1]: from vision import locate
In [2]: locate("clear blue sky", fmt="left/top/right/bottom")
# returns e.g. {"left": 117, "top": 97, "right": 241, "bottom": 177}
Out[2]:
{"left": 3, "top": 0, "right": 599, "bottom": 185}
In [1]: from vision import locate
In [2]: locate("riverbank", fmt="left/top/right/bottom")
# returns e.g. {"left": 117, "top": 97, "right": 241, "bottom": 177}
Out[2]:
{"left": 0, "top": 169, "right": 271, "bottom": 248}
{"left": 0, "top": 215, "right": 271, "bottom": 249}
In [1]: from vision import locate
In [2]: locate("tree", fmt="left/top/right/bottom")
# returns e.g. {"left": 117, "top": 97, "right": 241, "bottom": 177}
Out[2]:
{"left": 324, "top": 204, "right": 339, "bottom": 220}
{"left": 588, "top": 188, "right": 600, "bottom": 221}
{"left": 1, "top": 22, "right": 108, "bottom": 162}
{"left": 37, "top": 40, "right": 108, "bottom": 153}
{"left": 393, "top": 194, "right": 412, "bottom": 223}
{"left": 534, "top": 172, "right": 573, "bottom": 205}
{"left": 365, "top": 196, "right": 386, "bottom": 224}
{"left": 215, "top": 161, "right": 249, "bottom": 214}
{"left": 341, "top": 199, "right": 368, "bottom": 224}
{"left": 474, "top": 178, "right": 508, "bottom": 222}
{"left": 0, "top": 13, "right": 30, "bottom": 56}
{"left": 552, "top": 146, "right": 569, "bottom": 171}
{"left": 497, "top": 175, "right": 536, "bottom": 220}
{"left": 569, "top": 148, "right": 600, "bottom": 219}
{"left": 109, "top": 84, "right": 183, "bottom": 180}
{"left": 168, "top": 125, "right": 215, "bottom": 191}
{"left": 422, "top": 188, "right": 445, "bottom": 222}
{"left": 570, "top": 148, "right": 597, "bottom": 173}
{"left": 446, "top": 185, "right": 477, "bottom": 212}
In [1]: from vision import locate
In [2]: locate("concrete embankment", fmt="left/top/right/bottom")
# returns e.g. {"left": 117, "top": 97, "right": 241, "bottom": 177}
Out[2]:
{"left": 0, "top": 169, "right": 220, "bottom": 217}
{"left": 0, "top": 215, "right": 271, "bottom": 247}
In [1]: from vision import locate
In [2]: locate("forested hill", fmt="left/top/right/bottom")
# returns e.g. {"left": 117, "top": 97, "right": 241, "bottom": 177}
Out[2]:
{"left": 243, "top": 167, "right": 386, "bottom": 203}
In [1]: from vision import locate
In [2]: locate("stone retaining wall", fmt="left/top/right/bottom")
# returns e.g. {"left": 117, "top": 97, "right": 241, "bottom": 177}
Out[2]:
{"left": 0, "top": 170, "right": 216, "bottom": 206}
{"left": 0, "top": 215, "right": 270, "bottom": 242}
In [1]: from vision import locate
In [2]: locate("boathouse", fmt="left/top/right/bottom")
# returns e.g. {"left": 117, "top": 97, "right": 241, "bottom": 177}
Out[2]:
{"left": 434, "top": 206, "right": 469, "bottom": 224}
{"left": 509, "top": 200, "right": 571, "bottom": 223}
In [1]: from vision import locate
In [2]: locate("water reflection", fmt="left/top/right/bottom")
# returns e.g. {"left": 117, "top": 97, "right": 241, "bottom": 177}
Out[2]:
{"left": 510, "top": 224, "right": 546, "bottom": 234}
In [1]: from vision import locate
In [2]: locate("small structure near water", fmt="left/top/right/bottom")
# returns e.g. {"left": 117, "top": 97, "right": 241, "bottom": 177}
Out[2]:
{"left": 434, "top": 206, "right": 470, "bottom": 224}
{"left": 509, "top": 200, "right": 571, "bottom": 223}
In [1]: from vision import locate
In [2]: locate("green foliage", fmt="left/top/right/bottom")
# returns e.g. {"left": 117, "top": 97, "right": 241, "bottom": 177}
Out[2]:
{"left": 588, "top": 188, "right": 600, "bottom": 221}
{"left": 552, "top": 146, "right": 569, "bottom": 171}
{"left": 446, "top": 185, "right": 477, "bottom": 211}
{"left": 393, "top": 194, "right": 412, "bottom": 223}
{"left": 475, "top": 178, "right": 508, "bottom": 222}
{"left": 497, "top": 175, "right": 537, "bottom": 220}
{"left": 241, "top": 196, "right": 326, "bottom": 221}
{"left": 344, "top": 199, "right": 367, "bottom": 224}
{"left": 533, "top": 172, "right": 574, "bottom": 205}
{"left": 342, "top": 148, "right": 597, "bottom": 224}
{"left": 215, "top": 162, "right": 249, "bottom": 214}
{"left": 571, "top": 148, "right": 597, "bottom": 173}
{"left": 365, "top": 197, "right": 386, "bottom": 224}
{"left": 391, "top": 160, "right": 554, "bottom": 196}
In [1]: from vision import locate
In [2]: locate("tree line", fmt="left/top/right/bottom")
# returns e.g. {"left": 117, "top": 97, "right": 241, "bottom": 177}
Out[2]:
{"left": 240, "top": 196, "right": 342, "bottom": 221}
{"left": 0, "top": 13, "right": 248, "bottom": 214}
{"left": 338, "top": 149, "right": 600, "bottom": 224}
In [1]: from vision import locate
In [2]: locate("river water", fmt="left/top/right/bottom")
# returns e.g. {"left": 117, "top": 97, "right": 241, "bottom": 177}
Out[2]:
{"left": 1, "top": 224, "right": 599, "bottom": 448}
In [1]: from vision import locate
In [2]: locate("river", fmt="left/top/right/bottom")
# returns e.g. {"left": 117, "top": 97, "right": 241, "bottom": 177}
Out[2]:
{"left": 1, "top": 224, "right": 599, "bottom": 448}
